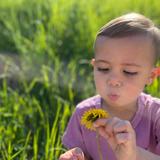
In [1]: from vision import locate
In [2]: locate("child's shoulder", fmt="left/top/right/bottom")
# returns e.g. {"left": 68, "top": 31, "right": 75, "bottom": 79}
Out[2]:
{"left": 141, "top": 92, "right": 160, "bottom": 105}
{"left": 76, "top": 95, "right": 101, "bottom": 110}
{"left": 141, "top": 92, "right": 160, "bottom": 113}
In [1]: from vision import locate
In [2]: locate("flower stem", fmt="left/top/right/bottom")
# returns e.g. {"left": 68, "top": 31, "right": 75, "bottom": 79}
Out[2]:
{"left": 96, "top": 129, "right": 103, "bottom": 160}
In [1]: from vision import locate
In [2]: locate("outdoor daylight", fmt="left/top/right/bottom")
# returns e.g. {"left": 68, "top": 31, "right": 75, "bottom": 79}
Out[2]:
{"left": 0, "top": 0, "right": 160, "bottom": 160}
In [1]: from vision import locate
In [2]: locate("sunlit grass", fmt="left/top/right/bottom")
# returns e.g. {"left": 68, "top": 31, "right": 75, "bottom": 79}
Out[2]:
{"left": 0, "top": 0, "right": 159, "bottom": 159}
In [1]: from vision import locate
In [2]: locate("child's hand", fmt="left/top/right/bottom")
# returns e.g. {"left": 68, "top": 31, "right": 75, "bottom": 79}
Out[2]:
{"left": 59, "top": 147, "right": 85, "bottom": 160}
{"left": 93, "top": 117, "right": 137, "bottom": 160}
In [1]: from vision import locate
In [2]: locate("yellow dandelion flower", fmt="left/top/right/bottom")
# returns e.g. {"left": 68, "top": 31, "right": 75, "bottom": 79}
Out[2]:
{"left": 81, "top": 108, "right": 109, "bottom": 131}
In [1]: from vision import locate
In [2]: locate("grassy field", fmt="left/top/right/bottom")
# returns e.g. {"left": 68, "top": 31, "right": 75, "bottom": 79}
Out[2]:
{"left": 0, "top": 0, "right": 160, "bottom": 159}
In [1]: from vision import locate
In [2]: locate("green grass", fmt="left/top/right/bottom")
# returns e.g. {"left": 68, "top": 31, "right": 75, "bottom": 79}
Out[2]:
{"left": 0, "top": 0, "right": 160, "bottom": 159}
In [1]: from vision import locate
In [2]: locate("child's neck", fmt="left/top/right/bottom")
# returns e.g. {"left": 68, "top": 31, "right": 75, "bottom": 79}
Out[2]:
{"left": 102, "top": 100, "right": 138, "bottom": 121}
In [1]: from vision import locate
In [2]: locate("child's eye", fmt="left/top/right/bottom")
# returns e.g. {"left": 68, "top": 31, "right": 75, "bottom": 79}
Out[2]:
{"left": 123, "top": 70, "right": 138, "bottom": 75}
{"left": 97, "top": 68, "right": 109, "bottom": 72}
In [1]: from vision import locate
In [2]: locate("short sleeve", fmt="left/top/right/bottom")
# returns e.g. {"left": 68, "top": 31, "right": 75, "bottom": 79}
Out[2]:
{"left": 152, "top": 103, "right": 160, "bottom": 155}
{"left": 155, "top": 116, "right": 160, "bottom": 154}
{"left": 62, "top": 108, "right": 91, "bottom": 159}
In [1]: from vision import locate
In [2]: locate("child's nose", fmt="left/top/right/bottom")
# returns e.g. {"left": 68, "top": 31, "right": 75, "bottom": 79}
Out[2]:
{"left": 107, "top": 76, "right": 123, "bottom": 87}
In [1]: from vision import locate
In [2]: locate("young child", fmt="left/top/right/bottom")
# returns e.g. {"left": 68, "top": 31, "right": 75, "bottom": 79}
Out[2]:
{"left": 59, "top": 12, "right": 160, "bottom": 160}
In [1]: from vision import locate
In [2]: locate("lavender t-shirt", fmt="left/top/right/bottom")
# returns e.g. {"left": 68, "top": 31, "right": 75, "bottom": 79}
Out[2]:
{"left": 62, "top": 93, "right": 160, "bottom": 160}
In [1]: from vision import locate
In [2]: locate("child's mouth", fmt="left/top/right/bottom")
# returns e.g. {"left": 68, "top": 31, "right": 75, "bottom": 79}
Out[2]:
{"left": 108, "top": 94, "right": 120, "bottom": 101}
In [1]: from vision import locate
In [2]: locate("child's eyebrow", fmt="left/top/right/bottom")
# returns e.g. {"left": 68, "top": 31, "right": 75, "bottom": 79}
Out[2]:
{"left": 121, "top": 63, "right": 141, "bottom": 67}
{"left": 94, "top": 60, "right": 110, "bottom": 64}
{"left": 94, "top": 60, "right": 141, "bottom": 67}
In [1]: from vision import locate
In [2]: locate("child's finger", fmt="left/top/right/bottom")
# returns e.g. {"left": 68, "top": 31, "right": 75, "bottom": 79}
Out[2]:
{"left": 72, "top": 147, "right": 84, "bottom": 160}
{"left": 115, "top": 132, "right": 132, "bottom": 144}
{"left": 104, "top": 117, "right": 122, "bottom": 136}
{"left": 93, "top": 118, "right": 108, "bottom": 127}
{"left": 72, "top": 155, "right": 79, "bottom": 160}
{"left": 59, "top": 147, "right": 84, "bottom": 160}
{"left": 93, "top": 117, "right": 121, "bottom": 137}
{"left": 113, "top": 120, "right": 133, "bottom": 133}
{"left": 97, "top": 126, "right": 108, "bottom": 138}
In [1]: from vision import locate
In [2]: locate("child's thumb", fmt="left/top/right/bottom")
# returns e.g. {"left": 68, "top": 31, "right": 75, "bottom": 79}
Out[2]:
{"left": 72, "top": 147, "right": 84, "bottom": 159}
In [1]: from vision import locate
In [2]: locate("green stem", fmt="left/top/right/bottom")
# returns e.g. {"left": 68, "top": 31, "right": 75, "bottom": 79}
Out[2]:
{"left": 96, "top": 129, "right": 103, "bottom": 160}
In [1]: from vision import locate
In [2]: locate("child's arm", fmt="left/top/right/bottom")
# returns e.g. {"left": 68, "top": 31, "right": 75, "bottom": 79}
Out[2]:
{"left": 59, "top": 147, "right": 89, "bottom": 160}
{"left": 136, "top": 146, "right": 160, "bottom": 160}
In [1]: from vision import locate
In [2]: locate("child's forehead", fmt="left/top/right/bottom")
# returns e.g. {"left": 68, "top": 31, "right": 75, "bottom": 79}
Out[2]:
{"left": 94, "top": 35, "right": 155, "bottom": 55}
{"left": 94, "top": 35, "right": 155, "bottom": 66}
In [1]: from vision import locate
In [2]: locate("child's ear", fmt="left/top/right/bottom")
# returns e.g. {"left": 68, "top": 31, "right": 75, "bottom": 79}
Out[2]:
{"left": 147, "top": 67, "right": 160, "bottom": 85}
{"left": 90, "top": 58, "right": 95, "bottom": 66}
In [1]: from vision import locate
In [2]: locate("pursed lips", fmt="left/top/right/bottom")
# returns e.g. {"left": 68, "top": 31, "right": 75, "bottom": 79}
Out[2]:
{"left": 107, "top": 94, "right": 120, "bottom": 101}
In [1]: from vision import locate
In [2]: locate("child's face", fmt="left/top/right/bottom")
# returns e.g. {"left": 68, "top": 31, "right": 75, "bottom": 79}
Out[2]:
{"left": 93, "top": 35, "right": 155, "bottom": 108}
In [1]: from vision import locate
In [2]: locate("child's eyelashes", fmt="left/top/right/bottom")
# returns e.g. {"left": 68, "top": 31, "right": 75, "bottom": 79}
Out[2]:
{"left": 97, "top": 68, "right": 109, "bottom": 72}
{"left": 123, "top": 70, "right": 138, "bottom": 75}
{"left": 97, "top": 67, "right": 138, "bottom": 76}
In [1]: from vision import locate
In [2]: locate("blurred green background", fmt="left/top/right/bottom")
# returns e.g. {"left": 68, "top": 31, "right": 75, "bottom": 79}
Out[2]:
{"left": 0, "top": 0, "right": 159, "bottom": 159}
